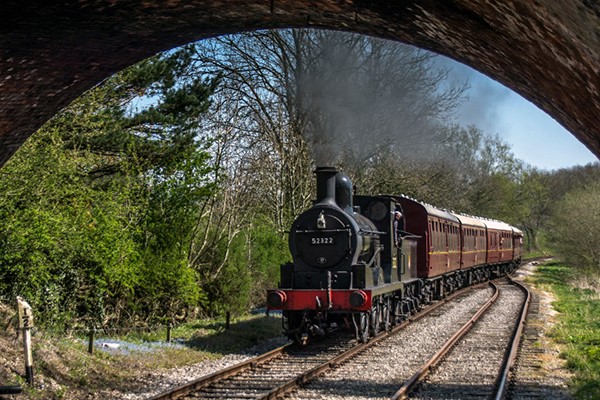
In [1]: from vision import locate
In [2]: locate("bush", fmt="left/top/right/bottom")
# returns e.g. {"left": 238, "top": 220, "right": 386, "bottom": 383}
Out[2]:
{"left": 549, "top": 182, "right": 600, "bottom": 274}
{"left": 200, "top": 215, "right": 289, "bottom": 316}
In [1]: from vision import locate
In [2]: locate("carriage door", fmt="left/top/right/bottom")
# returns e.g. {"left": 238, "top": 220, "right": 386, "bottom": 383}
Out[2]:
{"left": 443, "top": 222, "right": 449, "bottom": 272}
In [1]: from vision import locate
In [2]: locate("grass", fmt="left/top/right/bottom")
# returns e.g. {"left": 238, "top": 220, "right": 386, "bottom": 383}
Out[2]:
{"left": 113, "top": 313, "right": 284, "bottom": 356}
{"left": 524, "top": 249, "right": 553, "bottom": 259}
{"left": 182, "top": 314, "right": 284, "bottom": 354}
{"left": 3, "top": 312, "right": 284, "bottom": 399}
{"left": 532, "top": 261, "right": 600, "bottom": 399}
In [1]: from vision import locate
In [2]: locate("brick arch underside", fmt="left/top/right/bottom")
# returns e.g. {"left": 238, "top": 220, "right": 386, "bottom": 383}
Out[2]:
{"left": 1, "top": 0, "right": 599, "bottom": 166}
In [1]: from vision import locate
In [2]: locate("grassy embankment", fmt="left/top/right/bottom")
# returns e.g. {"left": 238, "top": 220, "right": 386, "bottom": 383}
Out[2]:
{"left": 0, "top": 310, "right": 283, "bottom": 399}
{"left": 532, "top": 261, "right": 600, "bottom": 399}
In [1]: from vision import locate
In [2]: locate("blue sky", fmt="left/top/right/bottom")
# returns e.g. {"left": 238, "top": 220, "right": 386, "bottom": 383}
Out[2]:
{"left": 445, "top": 60, "right": 598, "bottom": 171}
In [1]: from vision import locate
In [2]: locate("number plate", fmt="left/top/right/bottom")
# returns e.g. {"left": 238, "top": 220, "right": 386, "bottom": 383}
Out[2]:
{"left": 311, "top": 237, "right": 334, "bottom": 245}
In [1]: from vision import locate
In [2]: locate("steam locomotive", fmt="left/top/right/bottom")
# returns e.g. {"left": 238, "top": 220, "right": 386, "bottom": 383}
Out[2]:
{"left": 267, "top": 167, "right": 523, "bottom": 344}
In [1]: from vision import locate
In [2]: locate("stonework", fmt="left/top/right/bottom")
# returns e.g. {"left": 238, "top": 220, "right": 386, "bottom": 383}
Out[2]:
{"left": 1, "top": 0, "right": 599, "bottom": 166}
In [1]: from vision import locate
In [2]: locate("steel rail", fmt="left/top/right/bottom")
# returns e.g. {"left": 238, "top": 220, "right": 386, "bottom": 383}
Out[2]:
{"left": 390, "top": 281, "right": 500, "bottom": 400}
{"left": 146, "top": 343, "right": 291, "bottom": 400}
{"left": 492, "top": 277, "right": 531, "bottom": 400}
{"left": 147, "top": 281, "right": 490, "bottom": 400}
{"left": 255, "top": 281, "right": 492, "bottom": 400}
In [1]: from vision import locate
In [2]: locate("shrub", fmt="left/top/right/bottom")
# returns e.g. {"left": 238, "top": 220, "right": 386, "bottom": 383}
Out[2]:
{"left": 549, "top": 182, "right": 600, "bottom": 274}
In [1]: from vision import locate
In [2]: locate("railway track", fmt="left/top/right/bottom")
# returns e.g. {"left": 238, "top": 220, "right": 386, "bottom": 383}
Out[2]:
{"left": 289, "top": 282, "right": 499, "bottom": 400}
{"left": 149, "top": 278, "right": 529, "bottom": 400}
{"left": 288, "top": 278, "right": 529, "bottom": 400}
{"left": 404, "top": 278, "right": 530, "bottom": 399}
{"left": 148, "top": 282, "right": 493, "bottom": 400}
{"left": 146, "top": 336, "right": 353, "bottom": 400}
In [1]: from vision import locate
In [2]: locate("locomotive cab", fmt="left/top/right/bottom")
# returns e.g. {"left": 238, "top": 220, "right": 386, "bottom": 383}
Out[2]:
{"left": 354, "top": 196, "right": 418, "bottom": 285}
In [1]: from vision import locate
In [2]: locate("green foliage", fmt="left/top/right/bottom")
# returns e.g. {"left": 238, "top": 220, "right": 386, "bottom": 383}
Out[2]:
{"left": 534, "top": 262, "right": 600, "bottom": 399}
{"left": 0, "top": 127, "right": 142, "bottom": 327}
{"left": 0, "top": 46, "right": 218, "bottom": 329}
{"left": 513, "top": 169, "right": 553, "bottom": 251}
{"left": 548, "top": 182, "right": 600, "bottom": 273}
{"left": 198, "top": 216, "right": 289, "bottom": 316}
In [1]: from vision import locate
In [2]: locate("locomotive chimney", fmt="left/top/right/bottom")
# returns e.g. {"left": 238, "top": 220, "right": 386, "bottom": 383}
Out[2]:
{"left": 315, "top": 166, "right": 338, "bottom": 206}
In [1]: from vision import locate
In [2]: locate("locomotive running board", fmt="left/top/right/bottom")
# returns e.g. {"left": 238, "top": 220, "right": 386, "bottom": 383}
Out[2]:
{"left": 370, "top": 281, "right": 405, "bottom": 297}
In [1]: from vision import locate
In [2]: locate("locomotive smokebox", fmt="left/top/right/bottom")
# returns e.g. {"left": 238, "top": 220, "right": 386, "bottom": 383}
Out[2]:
{"left": 315, "top": 166, "right": 338, "bottom": 206}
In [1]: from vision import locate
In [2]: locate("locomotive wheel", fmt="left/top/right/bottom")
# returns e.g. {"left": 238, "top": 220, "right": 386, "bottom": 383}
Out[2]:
{"left": 285, "top": 312, "right": 308, "bottom": 345}
{"left": 393, "top": 298, "right": 401, "bottom": 323}
{"left": 370, "top": 303, "right": 380, "bottom": 336}
{"left": 353, "top": 312, "right": 369, "bottom": 343}
{"left": 382, "top": 297, "right": 391, "bottom": 331}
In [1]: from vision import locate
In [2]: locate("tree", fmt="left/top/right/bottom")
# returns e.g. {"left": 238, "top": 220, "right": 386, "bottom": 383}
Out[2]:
{"left": 0, "top": 46, "right": 219, "bottom": 327}
{"left": 512, "top": 168, "right": 553, "bottom": 251}
{"left": 549, "top": 182, "right": 600, "bottom": 274}
{"left": 0, "top": 125, "right": 144, "bottom": 327}
{"left": 192, "top": 29, "right": 468, "bottom": 227}
{"left": 193, "top": 31, "right": 316, "bottom": 231}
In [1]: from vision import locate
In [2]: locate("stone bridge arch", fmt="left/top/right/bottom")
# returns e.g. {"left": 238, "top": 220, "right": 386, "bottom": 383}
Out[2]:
{"left": 1, "top": 0, "right": 599, "bottom": 166}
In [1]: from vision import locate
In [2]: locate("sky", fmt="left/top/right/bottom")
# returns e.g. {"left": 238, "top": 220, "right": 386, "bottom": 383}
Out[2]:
{"left": 444, "top": 59, "right": 598, "bottom": 171}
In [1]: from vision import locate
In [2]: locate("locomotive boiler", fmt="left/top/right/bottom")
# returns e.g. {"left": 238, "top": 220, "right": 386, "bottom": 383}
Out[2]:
{"left": 267, "top": 167, "right": 522, "bottom": 344}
